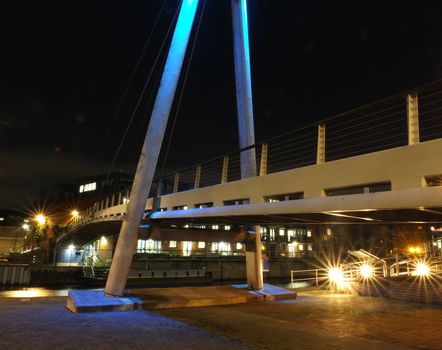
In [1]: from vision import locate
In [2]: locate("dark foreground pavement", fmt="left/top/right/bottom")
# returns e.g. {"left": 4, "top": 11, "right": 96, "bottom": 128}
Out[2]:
{"left": 1, "top": 289, "right": 442, "bottom": 349}
{"left": 0, "top": 297, "right": 257, "bottom": 350}
{"left": 156, "top": 289, "right": 442, "bottom": 350}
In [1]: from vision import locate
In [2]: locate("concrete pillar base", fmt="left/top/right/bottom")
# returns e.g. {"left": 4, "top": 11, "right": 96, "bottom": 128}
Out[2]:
{"left": 245, "top": 225, "right": 263, "bottom": 290}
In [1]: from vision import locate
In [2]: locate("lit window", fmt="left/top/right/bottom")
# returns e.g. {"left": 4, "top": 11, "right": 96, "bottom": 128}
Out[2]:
{"left": 279, "top": 229, "right": 285, "bottom": 236}
{"left": 308, "top": 244, "right": 313, "bottom": 251}
{"left": 79, "top": 182, "right": 96, "bottom": 193}
{"left": 288, "top": 243, "right": 296, "bottom": 255}
{"left": 173, "top": 205, "right": 188, "bottom": 210}
{"left": 144, "top": 239, "right": 161, "bottom": 253}
{"left": 212, "top": 242, "right": 231, "bottom": 255}
{"left": 299, "top": 244, "right": 304, "bottom": 251}
{"left": 195, "top": 202, "right": 213, "bottom": 208}
{"left": 184, "top": 224, "right": 189, "bottom": 228}
{"left": 225, "top": 225, "right": 231, "bottom": 231}
{"left": 236, "top": 243, "right": 243, "bottom": 250}
{"left": 169, "top": 241, "right": 177, "bottom": 248}
{"left": 307, "top": 230, "right": 312, "bottom": 237}
{"left": 0, "top": 217, "right": 4, "bottom": 221}
{"left": 137, "top": 239, "right": 146, "bottom": 252}
{"left": 182, "top": 241, "right": 193, "bottom": 256}
{"left": 198, "top": 241, "right": 206, "bottom": 249}
{"left": 270, "top": 228, "right": 275, "bottom": 241}
{"left": 212, "top": 225, "right": 219, "bottom": 230}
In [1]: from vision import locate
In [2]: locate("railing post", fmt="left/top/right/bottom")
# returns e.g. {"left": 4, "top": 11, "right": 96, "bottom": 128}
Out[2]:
{"left": 194, "top": 165, "right": 201, "bottom": 189}
{"left": 259, "top": 143, "right": 268, "bottom": 176}
{"left": 407, "top": 92, "right": 419, "bottom": 145}
{"left": 316, "top": 123, "right": 326, "bottom": 164}
{"left": 117, "top": 192, "right": 122, "bottom": 205}
{"left": 173, "top": 173, "right": 179, "bottom": 193}
{"left": 105, "top": 197, "right": 109, "bottom": 209}
{"left": 157, "top": 178, "right": 163, "bottom": 197}
{"left": 100, "top": 200, "right": 104, "bottom": 210}
{"left": 111, "top": 194, "right": 115, "bottom": 207}
{"left": 221, "top": 156, "right": 229, "bottom": 184}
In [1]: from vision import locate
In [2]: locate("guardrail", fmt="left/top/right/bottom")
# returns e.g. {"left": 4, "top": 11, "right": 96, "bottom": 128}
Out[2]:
{"left": 291, "top": 268, "right": 325, "bottom": 286}
{"left": 65, "top": 79, "right": 442, "bottom": 233}
{"left": 154, "top": 79, "right": 442, "bottom": 196}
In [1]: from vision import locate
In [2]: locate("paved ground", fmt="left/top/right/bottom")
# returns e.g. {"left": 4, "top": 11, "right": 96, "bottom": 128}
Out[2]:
{"left": 0, "top": 297, "right": 257, "bottom": 350}
{"left": 1, "top": 289, "right": 442, "bottom": 349}
{"left": 157, "top": 289, "right": 442, "bottom": 350}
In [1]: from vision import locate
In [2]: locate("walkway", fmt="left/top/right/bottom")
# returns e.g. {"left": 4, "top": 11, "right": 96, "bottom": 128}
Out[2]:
{"left": 157, "top": 289, "right": 442, "bottom": 350}
{"left": 1, "top": 289, "right": 442, "bottom": 349}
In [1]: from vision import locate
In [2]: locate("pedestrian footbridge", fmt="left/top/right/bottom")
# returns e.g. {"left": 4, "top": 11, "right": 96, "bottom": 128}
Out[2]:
{"left": 57, "top": 80, "right": 442, "bottom": 247}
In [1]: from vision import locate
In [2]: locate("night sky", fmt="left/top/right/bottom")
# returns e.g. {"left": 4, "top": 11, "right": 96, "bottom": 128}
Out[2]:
{"left": 1, "top": 0, "right": 442, "bottom": 211}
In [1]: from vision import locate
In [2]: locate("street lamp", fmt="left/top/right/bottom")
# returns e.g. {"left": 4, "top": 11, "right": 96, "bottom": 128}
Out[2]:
{"left": 35, "top": 214, "right": 46, "bottom": 225}
{"left": 71, "top": 210, "right": 79, "bottom": 218}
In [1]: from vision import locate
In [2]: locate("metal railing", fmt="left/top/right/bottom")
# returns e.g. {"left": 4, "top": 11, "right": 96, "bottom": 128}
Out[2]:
{"left": 153, "top": 79, "right": 442, "bottom": 196}
{"left": 290, "top": 268, "right": 324, "bottom": 286}
{"left": 62, "top": 79, "right": 442, "bottom": 234}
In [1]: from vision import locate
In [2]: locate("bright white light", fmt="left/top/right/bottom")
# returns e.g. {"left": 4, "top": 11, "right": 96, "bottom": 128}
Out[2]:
{"left": 328, "top": 267, "right": 344, "bottom": 284}
{"left": 414, "top": 262, "right": 430, "bottom": 276}
{"left": 100, "top": 236, "right": 107, "bottom": 245}
{"left": 71, "top": 210, "right": 79, "bottom": 218}
{"left": 35, "top": 214, "right": 46, "bottom": 225}
{"left": 360, "top": 264, "right": 374, "bottom": 279}
{"left": 68, "top": 244, "right": 75, "bottom": 251}
{"left": 22, "top": 223, "right": 30, "bottom": 231}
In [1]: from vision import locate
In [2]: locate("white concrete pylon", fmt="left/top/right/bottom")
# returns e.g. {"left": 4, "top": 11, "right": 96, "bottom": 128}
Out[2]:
{"left": 232, "top": 0, "right": 262, "bottom": 290}
{"left": 231, "top": 0, "right": 257, "bottom": 179}
{"left": 104, "top": 0, "right": 201, "bottom": 297}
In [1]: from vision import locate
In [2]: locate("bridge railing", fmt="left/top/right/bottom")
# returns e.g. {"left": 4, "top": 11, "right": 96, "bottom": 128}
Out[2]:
{"left": 59, "top": 79, "right": 442, "bottom": 237}
{"left": 153, "top": 79, "right": 442, "bottom": 196}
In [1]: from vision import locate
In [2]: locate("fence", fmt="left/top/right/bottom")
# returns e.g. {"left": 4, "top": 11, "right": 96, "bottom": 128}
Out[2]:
{"left": 153, "top": 79, "right": 442, "bottom": 196}
{"left": 64, "top": 79, "right": 442, "bottom": 231}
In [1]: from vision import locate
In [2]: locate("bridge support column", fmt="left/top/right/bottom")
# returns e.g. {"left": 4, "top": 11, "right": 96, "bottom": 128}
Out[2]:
{"left": 245, "top": 225, "right": 263, "bottom": 290}
{"left": 231, "top": 0, "right": 257, "bottom": 179}
{"left": 104, "top": 0, "right": 200, "bottom": 297}
{"left": 316, "top": 123, "right": 326, "bottom": 164}
{"left": 407, "top": 93, "right": 419, "bottom": 145}
{"left": 221, "top": 156, "right": 229, "bottom": 184}
{"left": 194, "top": 165, "right": 201, "bottom": 189}
{"left": 173, "top": 173, "right": 180, "bottom": 193}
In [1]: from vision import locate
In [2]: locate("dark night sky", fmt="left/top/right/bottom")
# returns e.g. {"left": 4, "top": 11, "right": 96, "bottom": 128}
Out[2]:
{"left": 1, "top": 0, "right": 442, "bottom": 211}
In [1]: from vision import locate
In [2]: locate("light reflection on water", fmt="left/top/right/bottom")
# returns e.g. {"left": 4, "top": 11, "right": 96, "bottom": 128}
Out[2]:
{"left": 0, "top": 287, "right": 69, "bottom": 298}
{"left": 0, "top": 280, "right": 312, "bottom": 298}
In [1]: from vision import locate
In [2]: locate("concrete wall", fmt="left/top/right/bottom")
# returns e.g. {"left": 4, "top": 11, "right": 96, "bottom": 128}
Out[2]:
{"left": 132, "top": 257, "right": 312, "bottom": 280}
{"left": 0, "top": 227, "right": 24, "bottom": 254}
{"left": 152, "top": 139, "right": 442, "bottom": 210}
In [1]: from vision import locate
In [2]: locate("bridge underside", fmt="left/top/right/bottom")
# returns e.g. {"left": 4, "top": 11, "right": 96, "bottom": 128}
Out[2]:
{"left": 151, "top": 207, "right": 442, "bottom": 226}
{"left": 57, "top": 220, "right": 248, "bottom": 248}
{"left": 59, "top": 187, "right": 442, "bottom": 248}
